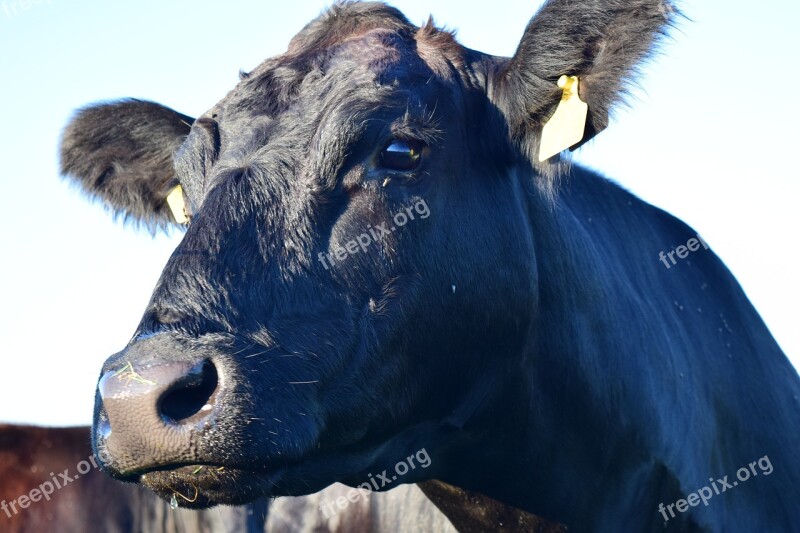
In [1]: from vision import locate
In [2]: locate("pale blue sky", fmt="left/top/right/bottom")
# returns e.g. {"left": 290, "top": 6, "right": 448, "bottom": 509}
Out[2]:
{"left": 1, "top": 0, "right": 797, "bottom": 425}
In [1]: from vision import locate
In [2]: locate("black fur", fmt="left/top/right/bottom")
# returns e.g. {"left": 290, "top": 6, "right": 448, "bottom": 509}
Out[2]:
{"left": 60, "top": 99, "right": 194, "bottom": 229}
{"left": 493, "top": 0, "right": 678, "bottom": 182}
{"left": 59, "top": 2, "right": 799, "bottom": 531}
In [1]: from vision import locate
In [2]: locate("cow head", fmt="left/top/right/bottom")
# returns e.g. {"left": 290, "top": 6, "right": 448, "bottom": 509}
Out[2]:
{"left": 62, "top": 1, "right": 673, "bottom": 508}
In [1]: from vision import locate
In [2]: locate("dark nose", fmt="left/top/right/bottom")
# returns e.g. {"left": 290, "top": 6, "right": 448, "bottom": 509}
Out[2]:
{"left": 95, "top": 358, "right": 220, "bottom": 475}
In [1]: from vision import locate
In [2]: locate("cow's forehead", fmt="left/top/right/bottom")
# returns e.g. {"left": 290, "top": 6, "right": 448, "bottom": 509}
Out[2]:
{"left": 210, "top": 13, "right": 467, "bottom": 125}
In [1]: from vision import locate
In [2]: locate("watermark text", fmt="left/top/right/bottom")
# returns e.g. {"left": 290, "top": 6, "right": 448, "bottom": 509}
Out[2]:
{"left": 2, "top": 452, "right": 103, "bottom": 519}
{"left": 658, "top": 234, "right": 709, "bottom": 269}
{"left": 318, "top": 198, "right": 430, "bottom": 270}
{"left": 657, "top": 455, "right": 773, "bottom": 523}
{"left": 318, "top": 447, "right": 432, "bottom": 519}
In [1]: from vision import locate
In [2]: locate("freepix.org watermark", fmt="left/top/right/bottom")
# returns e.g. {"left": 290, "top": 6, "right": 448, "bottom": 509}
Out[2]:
{"left": 657, "top": 455, "right": 773, "bottom": 523}
{"left": 318, "top": 198, "right": 430, "bottom": 270}
{"left": 1, "top": 0, "right": 51, "bottom": 19}
{"left": 318, "top": 447, "right": 432, "bottom": 519}
{"left": 1, "top": 451, "right": 106, "bottom": 519}
{"left": 658, "top": 234, "right": 709, "bottom": 269}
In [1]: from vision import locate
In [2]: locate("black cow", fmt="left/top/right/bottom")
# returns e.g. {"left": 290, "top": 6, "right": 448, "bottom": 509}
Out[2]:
{"left": 59, "top": 1, "right": 800, "bottom": 531}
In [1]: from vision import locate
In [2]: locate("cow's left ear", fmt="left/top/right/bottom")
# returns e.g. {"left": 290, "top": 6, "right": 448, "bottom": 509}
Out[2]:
{"left": 490, "top": 0, "right": 677, "bottom": 178}
{"left": 59, "top": 99, "right": 195, "bottom": 229}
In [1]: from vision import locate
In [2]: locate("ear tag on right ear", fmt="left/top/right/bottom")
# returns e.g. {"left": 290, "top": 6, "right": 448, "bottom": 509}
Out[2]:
{"left": 538, "top": 75, "right": 589, "bottom": 162}
{"left": 166, "top": 185, "right": 190, "bottom": 224}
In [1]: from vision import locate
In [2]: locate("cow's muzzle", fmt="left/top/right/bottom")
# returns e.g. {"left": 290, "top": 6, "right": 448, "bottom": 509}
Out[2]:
{"left": 92, "top": 333, "right": 228, "bottom": 479}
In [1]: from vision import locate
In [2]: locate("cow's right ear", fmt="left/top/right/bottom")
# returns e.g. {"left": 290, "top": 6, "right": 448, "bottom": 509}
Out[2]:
{"left": 59, "top": 99, "right": 194, "bottom": 229}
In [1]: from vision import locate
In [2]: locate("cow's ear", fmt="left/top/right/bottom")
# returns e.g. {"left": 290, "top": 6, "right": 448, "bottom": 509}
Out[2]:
{"left": 490, "top": 0, "right": 677, "bottom": 180}
{"left": 59, "top": 99, "right": 194, "bottom": 229}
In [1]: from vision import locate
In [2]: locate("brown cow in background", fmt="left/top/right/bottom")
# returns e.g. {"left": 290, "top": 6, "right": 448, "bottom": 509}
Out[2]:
{"left": 0, "top": 425, "right": 262, "bottom": 532}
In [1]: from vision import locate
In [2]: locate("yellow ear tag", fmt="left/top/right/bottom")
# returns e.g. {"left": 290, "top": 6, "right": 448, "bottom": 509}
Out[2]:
{"left": 166, "top": 185, "right": 190, "bottom": 224}
{"left": 538, "top": 75, "right": 589, "bottom": 162}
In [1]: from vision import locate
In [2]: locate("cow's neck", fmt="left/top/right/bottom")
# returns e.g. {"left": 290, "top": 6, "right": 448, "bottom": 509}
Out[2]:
{"left": 439, "top": 165, "right": 800, "bottom": 531}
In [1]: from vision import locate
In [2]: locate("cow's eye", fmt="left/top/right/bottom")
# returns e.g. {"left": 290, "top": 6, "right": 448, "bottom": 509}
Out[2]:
{"left": 379, "top": 139, "right": 424, "bottom": 171}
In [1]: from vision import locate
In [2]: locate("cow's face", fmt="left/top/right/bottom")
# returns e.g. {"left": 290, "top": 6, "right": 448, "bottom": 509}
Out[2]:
{"left": 62, "top": 2, "right": 671, "bottom": 507}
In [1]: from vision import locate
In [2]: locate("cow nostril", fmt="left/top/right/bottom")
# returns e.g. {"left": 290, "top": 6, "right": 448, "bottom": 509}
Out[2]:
{"left": 158, "top": 360, "right": 219, "bottom": 423}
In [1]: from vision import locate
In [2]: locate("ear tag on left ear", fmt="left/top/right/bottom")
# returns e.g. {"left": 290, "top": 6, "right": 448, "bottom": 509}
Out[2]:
{"left": 166, "top": 185, "right": 190, "bottom": 224}
{"left": 539, "top": 75, "right": 588, "bottom": 162}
